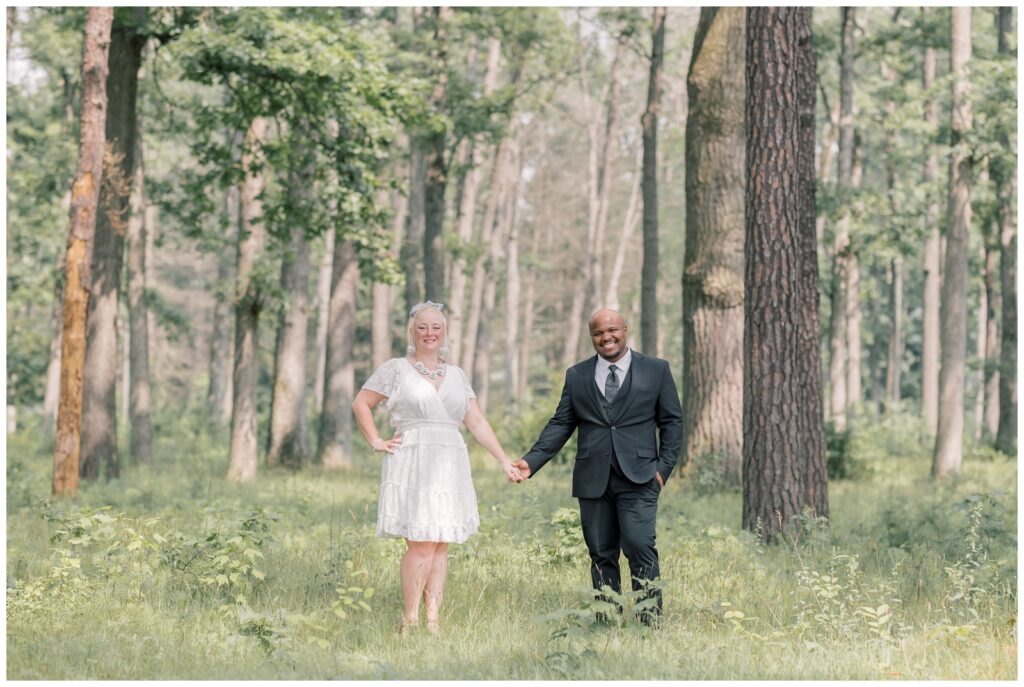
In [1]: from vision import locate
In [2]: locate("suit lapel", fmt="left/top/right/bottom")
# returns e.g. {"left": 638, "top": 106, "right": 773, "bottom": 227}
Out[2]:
{"left": 610, "top": 350, "right": 646, "bottom": 423}
{"left": 579, "top": 356, "right": 610, "bottom": 423}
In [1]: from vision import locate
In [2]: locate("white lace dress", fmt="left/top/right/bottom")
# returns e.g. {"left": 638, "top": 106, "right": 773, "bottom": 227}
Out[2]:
{"left": 361, "top": 357, "right": 480, "bottom": 543}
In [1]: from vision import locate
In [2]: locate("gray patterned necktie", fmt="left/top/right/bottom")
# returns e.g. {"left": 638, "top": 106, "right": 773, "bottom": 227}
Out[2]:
{"left": 605, "top": 364, "right": 620, "bottom": 403}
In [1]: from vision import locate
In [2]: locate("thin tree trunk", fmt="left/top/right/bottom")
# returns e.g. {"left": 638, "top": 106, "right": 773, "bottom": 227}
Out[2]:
{"left": 885, "top": 259, "right": 903, "bottom": 412}
{"left": 933, "top": 7, "right": 972, "bottom": 478}
{"left": 449, "top": 37, "right": 500, "bottom": 364}
{"left": 827, "top": 7, "right": 855, "bottom": 432}
{"left": 505, "top": 140, "right": 524, "bottom": 408}
{"left": 641, "top": 6, "right": 666, "bottom": 357}
{"left": 973, "top": 240, "right": 988, "bottom": 440}
{"left": 402, "top": 141, "right": 426, "bottom": 316}
{"left": 422, "top": 6, "right": 452, "bottom": 302}
{"left": 314, "top": 228, "right": 335, "bottom": 411}
{"left": 983, "top": 237, "right": 1000, "bottom": 440}
{"left": 682, "top": 6, "right": 746, "bottom": 486}
{"left": 994, "top": 6, "right": 1017, "bottom": 455}
{"left": 266, "top": 157, "right": 314, "bottom": 468}
{"left": 53, "top": 7, "right": 113, "bottom": 497}
{"left": 606, "top": 144, "right": 643, "bottom": 310}
{"left": 742, "top": 7, "right": 813, "bottom": 541}
{"left": 125, "top": 93, "right": 151, "bottom": 464}
{"left": 846, "top": 141, "right": 863, "bottom": 418}
{"left": 518, "top": 217, "right": 540, "bottom": 400}
{"left": 226, "top": 116, "right": 269, "bottom": 483}
{"left": 921, "top": 27, "right": 941, "bottom": 435}
{"left": 42, "top": 243, "right": 66, "bottom": 435}
{"left": 319, "top": 239, "right": 360, "bottom": 469}
{"left": 208, "top": 183, "right": 237, "bottom": 425}
{"left": 81, "top": 12, "right": 145, "bottom": 482}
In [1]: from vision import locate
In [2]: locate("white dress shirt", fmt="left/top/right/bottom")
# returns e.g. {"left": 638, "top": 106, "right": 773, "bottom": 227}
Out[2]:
{"left": 595, "top": 348, "right": 632, "bottom": 398}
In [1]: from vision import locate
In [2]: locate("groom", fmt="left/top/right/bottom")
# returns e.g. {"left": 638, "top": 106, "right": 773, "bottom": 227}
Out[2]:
{"left": 512, "top": 309, "right": 683, "bottom": 625}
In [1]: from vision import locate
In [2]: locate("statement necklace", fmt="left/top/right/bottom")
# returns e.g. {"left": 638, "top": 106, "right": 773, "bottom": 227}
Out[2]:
{"left": 413, "top": 359, "right": 446, "bottom": 380}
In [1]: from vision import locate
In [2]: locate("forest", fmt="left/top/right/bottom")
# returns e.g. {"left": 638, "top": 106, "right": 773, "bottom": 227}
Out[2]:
{"left": 5, "top": 6, "right": 1017, "bottom": 680}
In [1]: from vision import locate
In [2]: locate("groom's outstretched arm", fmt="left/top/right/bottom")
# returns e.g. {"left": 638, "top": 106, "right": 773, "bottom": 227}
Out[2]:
{"left": 519, "top": 370, "right": 579, "bottom": 478}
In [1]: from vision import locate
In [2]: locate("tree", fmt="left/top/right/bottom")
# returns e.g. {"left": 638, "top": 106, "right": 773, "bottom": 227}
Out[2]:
{"left": 207, "top": 181, "right": 236, "bottom": 425}
{"left": 80, "top": 8, "right": 146, "bottom": 480}
{"left": 933, "top": 7, "right": 972, "bottom": 478}
{"left": 52, "top": 7, "right": 113, "bottom": 496}
{"left": 422, "top": 6, "right": 453, "bottom": 303}
{"left": 921, "top": 10, "right": 941, "bottom": 435}
{"left": 641, "top": 6, "right": 666, "bottom": 357}
{"left": 828, "top": 7, "right": 855, "bottom": 431}
{"left": 318, "top": 239, "right": 359, "bottom": 469}
{"left": 993, "top": 7, "right": 1017, "bottom": 455}
{"left": 226, "top": 116, "right": 269, "bottom": 483}
{"left": 742, "top": 6, "right": 824, "bottom": 541}
{"left": 125, "top": 62, "right": 152, "bottom": 464}
{"left": 681, "top": 6, "right": 745, "bottom": 485}
{"left": 266, "top": 141, "right": 315, "bottom": 469}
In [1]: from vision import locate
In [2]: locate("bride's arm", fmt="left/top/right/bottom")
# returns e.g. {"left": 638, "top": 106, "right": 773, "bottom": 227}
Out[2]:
{"left": 352, "top": 389, "right": 401, "bottom": 453}
{"left": 462, "top": 399, "right": 523, "bottom": 482}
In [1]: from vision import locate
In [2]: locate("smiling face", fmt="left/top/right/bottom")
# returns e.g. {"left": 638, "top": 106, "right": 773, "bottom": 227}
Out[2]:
{"left": 410, "top": 307, "right": 446, "bottom": 358}
{"left": 589, "top": 309, "right": 628, "bottom": 362}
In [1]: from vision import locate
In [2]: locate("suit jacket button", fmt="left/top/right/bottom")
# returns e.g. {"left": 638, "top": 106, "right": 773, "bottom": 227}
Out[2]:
{"left": 610, "top": 426, "right": 616, "bottom": 430}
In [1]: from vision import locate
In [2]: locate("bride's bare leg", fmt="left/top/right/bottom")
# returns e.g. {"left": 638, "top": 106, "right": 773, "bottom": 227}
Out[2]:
{"left": 400, "top": 540, "right": 436, "bottom": 631}
{"left": 423, "top": 543, "right": 449, "bottom": 633}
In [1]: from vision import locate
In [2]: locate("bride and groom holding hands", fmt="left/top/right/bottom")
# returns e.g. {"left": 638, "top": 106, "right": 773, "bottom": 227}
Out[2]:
{"left": 352, "top": 301, "right": 682, "bottom": 634}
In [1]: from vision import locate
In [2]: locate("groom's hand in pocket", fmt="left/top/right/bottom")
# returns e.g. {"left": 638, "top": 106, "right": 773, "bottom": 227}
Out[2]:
{"left": 511, "top": 459, "right": 531, "bottom": 479}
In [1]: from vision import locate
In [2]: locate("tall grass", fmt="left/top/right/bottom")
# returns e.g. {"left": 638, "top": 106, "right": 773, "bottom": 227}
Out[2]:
{"left": 6, "top": 410, "right": 1016, "bottom": 679}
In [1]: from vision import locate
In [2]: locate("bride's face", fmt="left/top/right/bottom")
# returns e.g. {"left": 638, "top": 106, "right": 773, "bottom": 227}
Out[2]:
{"left": 413, "top": 309, "right": 445, "bottom": 356}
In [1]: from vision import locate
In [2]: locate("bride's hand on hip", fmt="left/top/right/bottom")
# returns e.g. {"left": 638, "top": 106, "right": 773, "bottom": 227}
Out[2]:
{"left": 372, "top": 434, "right": 402, "bottom": 454}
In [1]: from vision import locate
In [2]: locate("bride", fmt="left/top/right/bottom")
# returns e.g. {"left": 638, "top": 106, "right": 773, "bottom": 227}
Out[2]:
{"left": 351, "top": 301, "right": 523, "bottom": 634}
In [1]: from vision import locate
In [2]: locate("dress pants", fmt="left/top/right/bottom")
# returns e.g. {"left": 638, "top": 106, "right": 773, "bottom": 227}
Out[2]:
{"left": 578, "top": 468, "right": 662, "bottom": 623}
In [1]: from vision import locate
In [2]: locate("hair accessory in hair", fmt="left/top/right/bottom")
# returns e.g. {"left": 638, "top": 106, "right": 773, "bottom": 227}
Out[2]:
{"left": 409, "top": 301, "right": 445, "bottom": 317}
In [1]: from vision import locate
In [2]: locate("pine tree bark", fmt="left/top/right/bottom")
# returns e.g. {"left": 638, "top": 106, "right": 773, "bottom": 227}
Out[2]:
{"left": 227, "top": 117, "right": 269, "bottom": 483}
{"left": 743, "top": 7, "right": 821, "bottom": 540}
{"left": 81, "top": 11, "right": 145, "bottom": 481}
{"left": 994, "top": 6, "right": 1017, "bottom": 455}
{"left": 641, "top": 6, "right": 666, "bottom": 357}
{"left": 266, "top": 155, "right": 314, "bottom": 469}
{"left": 796, "top": 8, "right": 828, "bottom": 519}
{"left": 422, "top": 6, "right": 452, "bottom": 302}
{"left": 682, "top": 6, "right": 745, "bottom": 485}
{"left": 318, "top": 239, "right": 359, "bottom": 469}
{"left": 921, "top": 26, "right": 941, "bottom": 435}
{"left": 208, "top": 184, "right": 237, "bottom": 424}
{"left": 933, "top": 7, "right": 972, "bottom": 478}
{"left": 53, "top": 7, "right": 113, "bottom": 497}
{"left": 125, "top": 89, "right": 152, "bottom": 464}
{"left": 449, "top": 37, "right": 500, "bottom": 364}
{"left": 828, "top": 7, "right": 855, "bottom": 431}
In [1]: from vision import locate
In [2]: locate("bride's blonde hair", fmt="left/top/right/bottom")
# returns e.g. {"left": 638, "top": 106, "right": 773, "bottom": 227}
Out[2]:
{"left": 406, "top": 301, "right": 449, "bottom": 360}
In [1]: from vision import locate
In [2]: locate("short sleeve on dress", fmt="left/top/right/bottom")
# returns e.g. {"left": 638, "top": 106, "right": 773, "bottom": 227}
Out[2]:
{"left": 362, "top": 358, "right": 399, "bottom": 397}
{"left": 458, "top": 366, "right": 476, "bottom": 399}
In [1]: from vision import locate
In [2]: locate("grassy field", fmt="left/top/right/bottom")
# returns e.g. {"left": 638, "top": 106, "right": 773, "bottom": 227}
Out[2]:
{"left": 6, "top": 411, "right": 1017, "bottom": 680}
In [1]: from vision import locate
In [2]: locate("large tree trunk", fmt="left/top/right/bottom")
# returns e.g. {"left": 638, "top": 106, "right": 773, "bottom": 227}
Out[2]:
{"left": 682, "top": 7, "right": 745, "bottom": 486}
{"left": 885, "top": 259, "right": 903, "bottom": 412}
{"left": 796, "top": 7, "right": 828, "bottom": 519}
{"left": 80, "top": 11, "right": 145, "bottom": 481}
{"left": 743, "top": 7, "right": 821, "bottom": 541}
{"left": 641, "top": 6, "right": 666, "bottom": 357}
{"left": 933, "top": 8, "right": 972, "bottom": 478}
{"left": 125, "top": 87, "right": 152, "bottom": 464}
{"left": 226, "top": 117, "right": 269, "bottom": 483}
{"left": 828, "top": 6, "right": 855, "bottom": 431}
{"left": 422, "top": 6, "right": 452, "bottom": 302}
{"left": 994, "top": 7, "right": 1017, "bottom": 456}
{"left": 921, "top": 26, "right": 941, "bottom": 435}
{"left": 53, "top": 7, "right": 113, "bottom": 497}
{"left": 208, "top": 184, "right": 236, "bottom": 424}
{"left": 449, "top": 37, "right": 500, "bottom": 364}
{"left": 318, "top": 239, "right": 360, "bottom": 469}
{"left": 266, "top": 157, "right": 314, "bottom": 469}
